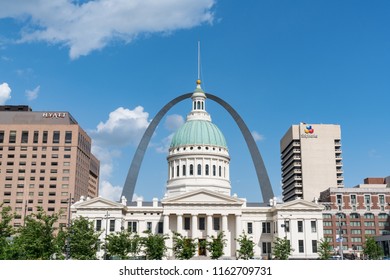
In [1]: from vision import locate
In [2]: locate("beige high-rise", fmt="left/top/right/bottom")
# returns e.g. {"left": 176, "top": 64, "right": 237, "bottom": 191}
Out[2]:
{"left": 280, "top": 123, "right": 343, "bottom": 202}
{"left": 0, "top": 105, "right": 99, "bottom": 227}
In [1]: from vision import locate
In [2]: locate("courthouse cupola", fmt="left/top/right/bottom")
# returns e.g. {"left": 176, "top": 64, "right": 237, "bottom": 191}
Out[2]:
{"left": 166, "top": 81, "right": 231, "bottom": 197}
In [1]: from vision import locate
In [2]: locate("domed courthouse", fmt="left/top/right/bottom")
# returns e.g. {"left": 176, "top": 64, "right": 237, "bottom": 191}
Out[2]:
{"left": 72, "top": 81, "right": 324, "bottom": 259}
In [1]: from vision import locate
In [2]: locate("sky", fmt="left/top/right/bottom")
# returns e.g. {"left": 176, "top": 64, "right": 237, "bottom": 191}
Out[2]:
{"left": 0, "top": 0, "right": 389, "bottom": 203}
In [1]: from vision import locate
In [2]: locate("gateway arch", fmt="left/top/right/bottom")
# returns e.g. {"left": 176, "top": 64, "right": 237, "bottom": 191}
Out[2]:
{"left": 121, "top": 93, "right": 274, "bottom": 202}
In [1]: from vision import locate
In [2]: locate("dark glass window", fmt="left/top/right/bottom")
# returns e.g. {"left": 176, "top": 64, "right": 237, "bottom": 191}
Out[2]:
{"left": 158, "top": 222, "right": 164, "bottom": 234}
{"left": 33, "top": 131, "right": 39, "bottom": 143}
{"left": 199, "top": 217, "right": 205, "bottom": 230}
{"left": 42, "top": 131, "right": 48, "bottom": 143}
{"left": 189, "top": 164, "right": 194, "bottom": 175}
{"left": 109, "top": 220, "right": 115, "bottom": 232}
{"left": 247, "top": 222, "right": 253, "bottom": 234}
{"left": 96, "top": 220, "right": 102, "bottom": 231}
{"left": 65, "top": 131, "right": 72, "bottom": 144}
{"left": 213, "top": 217, "right": 220, "bottom": 231}
{"left": 205, "top": 164, "right": 209, "bottom": 175}
{"left": 21, "top": 131, "right": 29, "bottom": 143}
{"left": 184, "top": 217, "right": 191, "bottom": 230}
{"left": 182, "top": 165, "right": 186, "bottom": 176}
{"left": 53, "top": 131, "right": 60, "bottom": 144}
{"left": 0, "top": 130, "right": 5, "bottom": 143}
{"left": 197, "top": 164, "right": 202, "bottom": 175}
{"left": 9, "top": 131, "right": 16, "bottom": 143}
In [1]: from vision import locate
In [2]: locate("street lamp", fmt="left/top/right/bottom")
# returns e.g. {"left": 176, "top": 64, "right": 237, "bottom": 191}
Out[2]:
{"left": 104, "top": 211, "right": 110, "bottom": 260}
{"left": 65, "top": 193, "right": 74, "bottom": 260}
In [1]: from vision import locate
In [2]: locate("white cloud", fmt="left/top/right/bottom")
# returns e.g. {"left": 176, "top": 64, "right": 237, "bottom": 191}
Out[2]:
{"left": 0, "top": 0, "right": 216, "bottom": 59}
{"left": 90, "top": 106, "right": 150, "bottom": 147}
{"left": 0, "top": 82, "right": 11, "bottom": 105}
{"left": 155, "top": 133, "right": 174, "bottom": 154}
{"left": 99, "top": 180, "right": 122, "bottom": 201}
{"left": 251, "top": 130, "right": 265, "bottom": 142}
{"left": 25, "top": 85, "right": 40, "bottom": 100}
{"left": 164, "top": 114, "right": 184, "bottom": 131}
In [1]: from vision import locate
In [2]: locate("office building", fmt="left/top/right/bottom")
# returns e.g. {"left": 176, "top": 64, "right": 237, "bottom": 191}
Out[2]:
{"left": 280, "top": 123, "right": 343, "bottom": 202}
{"left": 0, "top": 105, "right": 100, "bottom": 227}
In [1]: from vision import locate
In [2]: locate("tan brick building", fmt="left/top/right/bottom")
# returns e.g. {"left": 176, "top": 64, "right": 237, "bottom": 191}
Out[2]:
{"left": 0, "top": 105, "right": 99, "bottom": 228}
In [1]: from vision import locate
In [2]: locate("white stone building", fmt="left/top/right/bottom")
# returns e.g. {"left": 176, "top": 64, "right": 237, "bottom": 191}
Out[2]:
{"left": 72, "top": 81, "right": 324, "bottom": 259}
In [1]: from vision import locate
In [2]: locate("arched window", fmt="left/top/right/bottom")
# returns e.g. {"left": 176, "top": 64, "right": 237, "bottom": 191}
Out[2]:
{"left": 201, "top": 102, "right": 204, "bottom": 110}
{"left": 197, "top": 101, "right": 200, "bottom": 110}
{"left": 182, "top": 165, "right": 186, "bottom": 176}
{"left": 219, "top": 166, "right": 222, "bottom": 177}
{"left": 197, "top": 164, "right": 202, "bottom": 175}
{"left": 176, "top": 165, "right": 180, "bottom": 177}
{"left": 364, "top": 213, "right": 374, "bottom": 220}
{"left": 193, "top": 102, "right": 196, "bottom": 110}
{"left": 189, "top": 164, "right": 194, "bottom": 175}
{"left": 213, "top": 165, "right": 216, "bottom": 176}
{"left": 205, "top": 164, "right": 209, "bottom": 176}
{"left": 171, "top": 166, "right": 174, "bottom": 178}
{"left": 350, "top": 213, "right": 360, "bottom": 219}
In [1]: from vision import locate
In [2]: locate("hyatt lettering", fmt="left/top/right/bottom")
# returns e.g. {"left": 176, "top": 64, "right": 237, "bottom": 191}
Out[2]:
{"left": 42, "top": 112, "right": 66, "bottom": 119}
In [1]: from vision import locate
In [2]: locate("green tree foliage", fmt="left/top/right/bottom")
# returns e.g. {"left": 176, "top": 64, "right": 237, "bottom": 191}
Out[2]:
{"left": 105, "top": 230, "right": 141, "bottom": 260}
{"left": 0, "top": 204, "right": 15, "bottom": 259}
{"left": 317, "top": 238, "right": 332, "bottom": 260}
{"left": 363, "top": 236, "right": 384, "bottom": 260}
{"left": 204, "top": 232, "right": 227, "bottom": 260}
{"left": 273, "top": 237, "right": 293, "bottom": 260}
{"left": 141, "top": 231, "right": 168, "bottom": 260}
{"left": 172, "top": 232, "right": 197, "bottom": 260}
{"left": 66, "top": 216, "right": 101, "bottom": 260}
{"left": 235, "top": 231, "right": 255, "bottom": 260}
{"left": 11, "top": 207, "right": 60, "bottom": 260}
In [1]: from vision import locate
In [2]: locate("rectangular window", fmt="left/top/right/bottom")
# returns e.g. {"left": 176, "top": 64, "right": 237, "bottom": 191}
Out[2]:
{"left": 184, "top": 217, "right": 191, "bottom": 230}
{"left": 33, "top": 131, "right": 39, "bottom": 143}
{"left": 262, "top": 242, "right": 272, "bottom": 255}
{"left": 109, "top": 220, "right": 115, "bottom": 232}
{"left": 213, "top": 217, "right": 220, "bottom": 231}
{"left": 298, "top": 240, "right": 304, "bottom": 253}
{"left": 350, "top": 194, "right": 356, "bottom": 205}
{"left": 147, "top": 222, "right": 152, "bottom": 232}
{"left": 312, "top": 240, "right": 317, "bottom": 253}
{"left": 199, "top": 217, "right": 205, "bottom": 230}
{"left": 298, "top": 221, "right": 303, "bottom": 232}
{"left": 379, "top": 195, "right": 385, "bottom": 205}
{"left": 42, "top": 131, "right": 48, "bottom": 143}
{"left": 9, "top": 130, "right": 16, "bottom": 143}
{"left": 53, "top": 131, "right": 60, "bottom": 144}
{"left": 127, "top": 221, "right": 137, "bottom": 233}
{"left": 311, "top": 221, "right": 317, "bottom": 233}
{"left": 65, "top": 131, "right": 72, "bottom": 144}
{"left": 158, "top": 222, "right": 164, "bottom": 234}
{"left": 96, "top": 220, "right": 102, "bottom": 231}
{"left": 262, "top": 222, "right": 271, "bottom": 233}
{"left": 0, "top": 130, "right": 4, "bottom": 143}
{"left": 365, "top": 195, "right": 371, "bottom": 211}
{"left": 21, "top": 131, "right": 29, "bottom": 143}
{"left": 247, "top": 222, "right": 253, "bottom": 234}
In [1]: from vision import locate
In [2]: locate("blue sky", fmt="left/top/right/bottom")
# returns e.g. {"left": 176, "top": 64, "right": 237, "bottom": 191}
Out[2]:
{"left": 1, "top": 0, "right": 389, "bottom": 203}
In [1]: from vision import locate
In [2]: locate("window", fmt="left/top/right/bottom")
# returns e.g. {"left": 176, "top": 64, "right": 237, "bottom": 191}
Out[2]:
{"left": 42, "top": 131, "right": 48, "bottom": 143}
{"left": 147, "top": 222, "right": 152, "bottom": 232}
{"left": 213, "top": 165, "right": 216, "bottom": 176}
{"left": 205, "top": 164, "right": 209, "bottom": 175}
{"left": 350, "top": 213, "right": 360, "bottom": 219}
{"left": 350, "top": 194, "right": 356, "bottom": 205}
{"left": 21, "top": 131, "right": 29, "bottom": 143}
{"left": 298, "top": 240, "right": 304, "bottom": 253}
{"left": 351, "top": 237, "right": 362, "bottom": 243}
{"left": 96, "top": 220, "right": 102, "bottom": 231}
{"left": 311, "top": 221, "right": 317, "bottom": 233}
{"left": 213, "top": 217, "right": 220, "bottom": 231}
{"left": 219, "top": 166, "right": 222, "bottom": 177}
{"left": 189, "top": 164, "right": 194, "bottom": 175}
{"left": 182, "top": 165, "right": 186, "bottom": 176}
{"left": 365, "top": 229, "right": 376, "bottom": 235}
{"left": 127, "top": 221, "right": 137, "bottom": 233}
{"left": 364, "top": 221, "right": 375, "bottom": 227}
{"left": 262, "top": 222, "right": 271, "bottom": 233}
{"left": 247, "top": 222, "right": 253, "bottom": 234}
{"left": 365, "top": 195, "right": 371, "bottom": 211}
{"left": 199, "top": 217, "right": 205, "bottom": 230}
{"left": 312, "top": 240, "right": 317, "bottom": 253}
{"left": 0, "top": 130, "right": 4, "bottom": 143}
{"left": 323, "top": 229, "right": 333, "bottom": 234}
{"left": 184, "top": 217, "right": 191, "bottom": 230}
{"left": 298, "top": 221, "right": 303, "bottom": 232}
{"left": 53, "top": 131, "right": 60, "bottom": 144}
{"left": 322, "top": 214, "right": 332, "bottom": 219}
{"left": 283, "top": 220, "right": 290, "bottom": 232}
{"left": 350, "top": 221, "right": 361, "bottom": 227}
{"left": 158, "top": 222, "right": 164, "bottom": 234}
{"left": 65, "top": 131, "right": 72, "bottom": 144}
{"left": 197, "top": 164, "right": 202, "bottom": 176}
{"left": 176, "top": 165, "right": 180, "bottom": 177}
{"left": 364, "top": 213, "right": 374, "bottom": 219}
{"left": 33, "top": 131, "right": 39, "bottom": 143}
{"left": 109, "top": 220, "right": 115, "bottom": 232}
{"left": 9, "top": 130, "right": 16, "bottom": 143}
{"left": 262, "top": 242, "right": 272, "bottom": 255}
{"left": 351, "top": 229, "right": 361, "bottom": 235}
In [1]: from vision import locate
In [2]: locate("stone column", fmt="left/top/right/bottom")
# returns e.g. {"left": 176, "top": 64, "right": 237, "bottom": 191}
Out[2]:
{"left": 177, "top": 214, "right": 183, "bottom": 235}
{"left": 164, "top": 214, "right": 172, "bottom": 257}
{"left": 222, "top": 214, "right": 229, "bottom": 257}
{"left": 207, "top": 214, "right": 213, "bottom": 237}
{"left": 192, "top": 214, "right": 198, "bottom": 256}
{"left": 235, "top": 214, "right": 242, "bottom": 258}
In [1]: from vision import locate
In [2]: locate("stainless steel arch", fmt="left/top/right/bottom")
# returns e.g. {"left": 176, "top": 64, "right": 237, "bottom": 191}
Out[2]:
{"left": 121, "top": 93, "right": 274, "bottom": 202}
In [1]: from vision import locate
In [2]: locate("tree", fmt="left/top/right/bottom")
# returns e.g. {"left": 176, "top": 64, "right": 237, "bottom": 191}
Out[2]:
{"left": 317, "top": 238, "right": 332, "bottom": 260}
{"left": 363, "top": 236, "right": 384, "bottom": 260}
{"left": 0, "top": 204, "right": 15, "bottom": 259}
{"left": 236, "top": 231, "right": 255, "bottom": 260}
{"left": 205, "top": 232, "right": 227, "bottom": 260}
{"left": 11, "top": 207, "right": 60, "bottom": 260}
{"left": 66, "top": 216, "right": 101, "bottom": 260}
{"left": 141, "top": 231, "right": 168, "bottom": 260}
{"left": 105, "top": 230, "right": 141, "bottom": 260}
{"left": 273, "top": 237, "right": 293, "bottom": 260}
{"left": 172, "top": 232, "right": 197, "bottom": 260}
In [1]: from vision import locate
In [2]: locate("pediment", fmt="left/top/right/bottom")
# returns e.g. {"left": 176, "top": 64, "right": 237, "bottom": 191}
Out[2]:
{"left": 275, "top": 199, "right": 324, "bottom": 211}
{"left": 73, "top": 196, "right": 125, "bottom": 209}
{"left": 162, "top": 189, "right": 244, "bottom": 205}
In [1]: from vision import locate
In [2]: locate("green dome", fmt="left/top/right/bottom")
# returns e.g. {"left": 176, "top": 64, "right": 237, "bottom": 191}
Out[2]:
{"left": 170, "top": 120, "right": 227, "bottom": 149}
